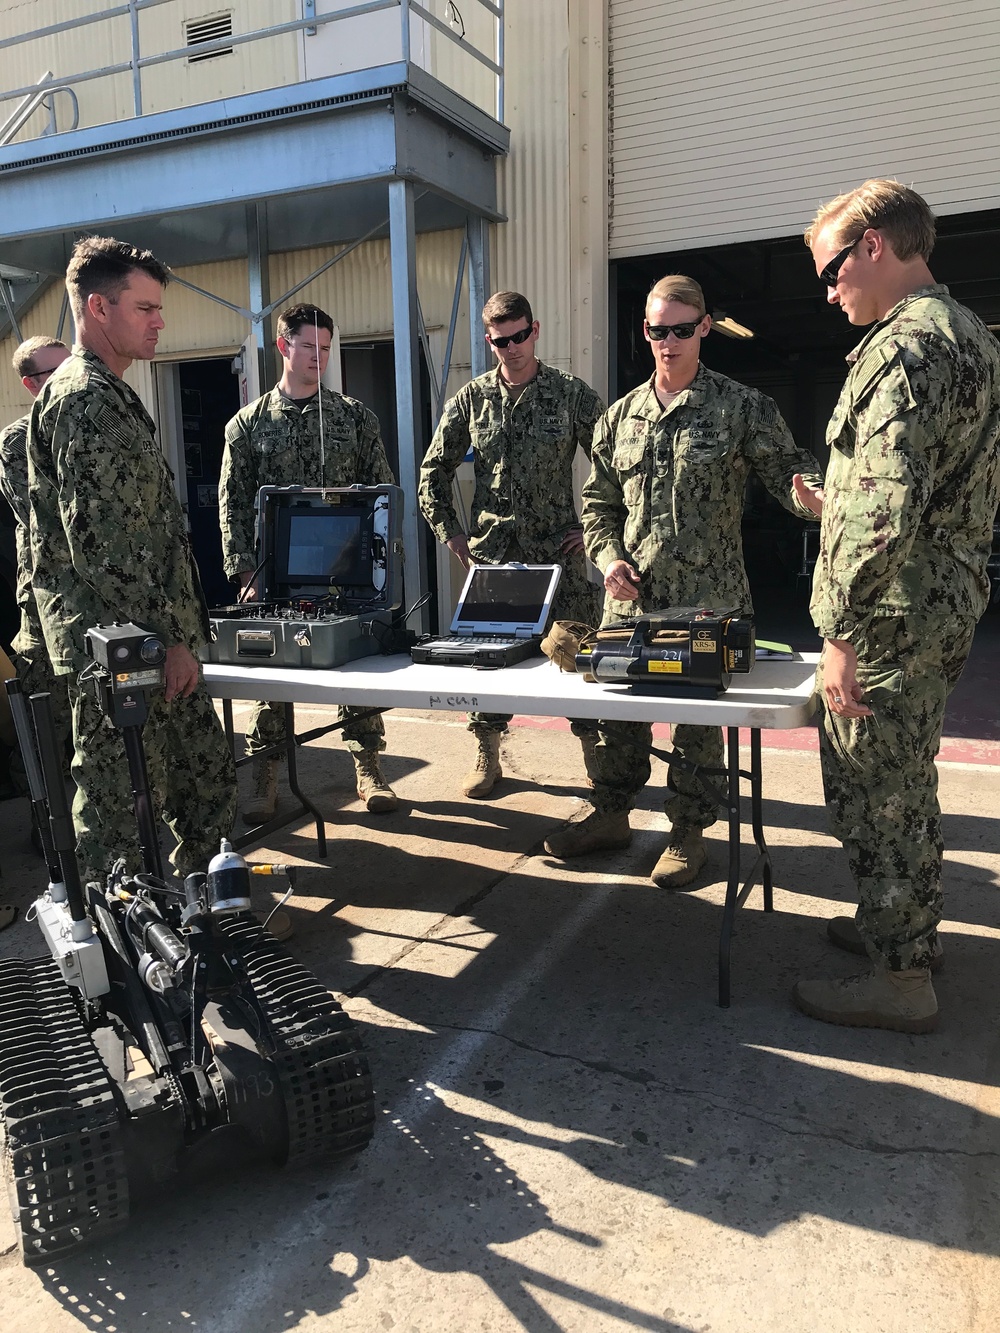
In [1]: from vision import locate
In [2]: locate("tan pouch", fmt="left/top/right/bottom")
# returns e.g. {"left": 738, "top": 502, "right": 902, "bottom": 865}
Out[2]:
{"left": 540, "top": 620, "right": 597, "bottom": 672}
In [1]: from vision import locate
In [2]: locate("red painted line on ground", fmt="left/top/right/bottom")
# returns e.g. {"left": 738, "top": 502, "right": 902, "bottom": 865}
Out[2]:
{"left": 508, "top": 715, "right": 1000, "bottom": 766}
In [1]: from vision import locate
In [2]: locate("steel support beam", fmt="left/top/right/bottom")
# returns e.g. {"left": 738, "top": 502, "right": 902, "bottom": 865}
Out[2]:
{"left": 437, "top": 233, "right": 468, "bottom": 421}
{"left": 467, "top": 213, "right": 491, "bottom": 376}
{"left": 0, "top": 278, "right": 22, "bottom": 343}
{"left": 389, "top": 178, "right": 429, "bottom": 632}
{"left": 246, "top": 203, "right": 274, "bottom": 399}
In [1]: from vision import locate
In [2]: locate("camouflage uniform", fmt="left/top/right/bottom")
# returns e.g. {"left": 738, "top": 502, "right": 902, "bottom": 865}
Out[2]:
{"left": 811, "top": 284, "right": 1000, "bottom": 971}
{"left": 419, "top": 361, "right": 605, "bottom": 736}
{"left": 219, "top": 386, "right": 395, "bottom": 755}
{"left": 0, "top": 414, "right": 70, "bottom": 754}
{"left": 28, "top": 346, "right": 235, "bottom": 883}
{"left": 583, "top": 367, "right": 823, "bottom": 829}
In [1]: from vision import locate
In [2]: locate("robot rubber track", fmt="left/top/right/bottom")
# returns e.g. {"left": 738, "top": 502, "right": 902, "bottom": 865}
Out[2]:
{"left": 0, "top": 917, "right": 375, "bottom": 1265}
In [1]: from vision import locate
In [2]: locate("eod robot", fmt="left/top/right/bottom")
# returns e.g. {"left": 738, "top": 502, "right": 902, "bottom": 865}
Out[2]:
{"left": 0, "top": 622, "right": 374, "bottom": 1264}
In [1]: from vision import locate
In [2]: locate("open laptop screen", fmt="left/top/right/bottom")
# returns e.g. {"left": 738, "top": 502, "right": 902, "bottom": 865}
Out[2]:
{"left": 453, "top": 565, "right": 560, "bottom": 632}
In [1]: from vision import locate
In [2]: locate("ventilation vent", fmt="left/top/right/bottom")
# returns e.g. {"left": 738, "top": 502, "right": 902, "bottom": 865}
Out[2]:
{"left": 185, "top": 13, "right": 234, "bottom": 64}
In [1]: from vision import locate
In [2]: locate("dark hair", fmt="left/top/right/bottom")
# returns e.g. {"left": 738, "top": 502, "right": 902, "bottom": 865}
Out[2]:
{"left": 12, "top": 335, "right": 68, "bottom": 379}
{"left": 482, "top": 290, "right": 534, "bottom": 329}
{"left": 66, "top": 235, "right": 170, "bottom": 318}
{"left": 277, "top": 304, "right": 334, "bottom": 340}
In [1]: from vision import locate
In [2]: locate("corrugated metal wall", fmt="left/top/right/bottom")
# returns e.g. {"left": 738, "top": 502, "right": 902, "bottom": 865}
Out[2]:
{"left": 0, "top": 0, "right": 301, "bottom": 139}
{"left": 0, "top": 230, "right": 473, "bottom": 415}
{"left": 139, "top": 0, "right": 300, "bottom": 117}
{"left": 609, "top": 0, "right": 1000, "bottom": 257}
{"left": 0, "top": 2, "right": 603, "bottom": 411}
{"left": 493, "top": 0, "right": 573, "bottom": 372}
{"left": 0, "top": 281, "right": 65, "bottom": 425}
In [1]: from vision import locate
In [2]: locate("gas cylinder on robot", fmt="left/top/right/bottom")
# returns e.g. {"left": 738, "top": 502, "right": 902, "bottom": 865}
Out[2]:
{"left": 206, "top": 839, "right": 252, "bottom": 915}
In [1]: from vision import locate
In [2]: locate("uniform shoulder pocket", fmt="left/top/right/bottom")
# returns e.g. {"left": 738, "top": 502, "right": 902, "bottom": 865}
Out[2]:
{"left": 95, "top": 405, "right": 141, "bottom": 452}
{"left": 854, "top": 359, "right": 916, "bottom": 444}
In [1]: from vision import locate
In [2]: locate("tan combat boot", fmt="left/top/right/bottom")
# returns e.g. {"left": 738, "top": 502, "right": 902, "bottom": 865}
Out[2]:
{"left": 462, "top": 732, "right": 503, "bottom": 798}
{"left": 242, "top": 757, "right": 279, "bottom": 824}
{"left": 827, "top": 916, "right": 945, "bottom": 972}
{"left": 579, "top": 731, "right": 601, "bottom": 788}
{"left": 650, "top": 826, "right": 707, "bottom": 888}
{"left": 793, "top": 967, "right": 938, "bottom": 1033}
{"left": 353, "top": 750, "right": 399, "bottom": 813}
{"left": 544, "top": 809, "right": 632, "bottom": 858}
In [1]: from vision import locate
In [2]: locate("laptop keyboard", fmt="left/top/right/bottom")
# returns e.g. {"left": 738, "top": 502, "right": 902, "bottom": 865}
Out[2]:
{"left": 428, "top": 635, "right": 513, "bottom": 647}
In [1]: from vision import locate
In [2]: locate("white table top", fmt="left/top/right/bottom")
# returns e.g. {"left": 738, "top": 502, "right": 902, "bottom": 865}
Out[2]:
{"left": 203, "top": 652, "right": 819, "bottom": 730}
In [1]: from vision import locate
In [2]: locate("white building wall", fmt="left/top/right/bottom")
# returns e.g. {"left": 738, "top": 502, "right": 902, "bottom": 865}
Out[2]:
{"left": 609, "top": 0, "right": 1000, "bottom": 257}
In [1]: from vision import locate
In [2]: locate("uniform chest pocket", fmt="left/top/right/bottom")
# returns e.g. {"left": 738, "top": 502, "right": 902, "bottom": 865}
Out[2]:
{"left": 536, "top": 411, "right": 570, "bottom": 441}
{"left": 677, "top": 428, "right": 732, "bottom": 461}
{"left": 471, "top": 425, "right": 504, "bottom": 467}
{"left": 611, "top": 438, "right": 647, "bottom": 505}
{"left": 257, "top": 428, "right": 291, "bottom": 458}
{"left": 611, "top": 438, "right": 646, "bottom": 473}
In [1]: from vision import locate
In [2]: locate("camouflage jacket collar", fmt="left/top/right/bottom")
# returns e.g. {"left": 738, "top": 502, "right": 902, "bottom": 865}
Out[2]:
{"left": 477, "top": 359, "right": 555, "bottom": 403}
{"left": 272, "top": 384, "right": 341, "bottom": 415}
{"left": 72, "top": 344, "right": 155, "bottom": 433}
{"left": 844, "top": 283, "right": 951, "bottom": 365}
{"left": 627, "top": 363, "right": 712, "bottom": 420}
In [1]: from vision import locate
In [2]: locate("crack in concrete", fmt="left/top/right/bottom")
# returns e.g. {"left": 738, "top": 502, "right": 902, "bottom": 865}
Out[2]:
{"left": 416, "top": 1018, "right": 1000, "bottom": 1161}
{"left": 344, "top": 843, "right": 548, "bottom": 998}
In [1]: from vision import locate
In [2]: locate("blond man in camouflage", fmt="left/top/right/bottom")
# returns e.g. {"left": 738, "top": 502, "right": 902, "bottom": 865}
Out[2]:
{"left": 0, "top": 336, "right": 71, "bottom": 753}
{"left": 793, "top": 180, "right": 1000, "bottom": 1033}
{"left": 28, "top": 237, "right": 235, "bottom": 884}
{"left": 544, "top": 275, "right": 823, "bottom": 888}
{"left": 219, "top": 303, "right": 399, "bottom": 819}
{"left": 419, "top": 291, "right": 605, "bottom": 798}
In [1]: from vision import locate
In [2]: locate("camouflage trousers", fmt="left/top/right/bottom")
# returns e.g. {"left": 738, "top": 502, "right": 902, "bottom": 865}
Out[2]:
{"left": 469, "top": 539, "right": 601, "bottom": 739}
{"left": 818, "top": 614, "right": 977, "bottom": 971}
{"left": 246, "top": 700, "right": 385, "bottom": 756}
{"left": 589, "top": 720, "right": 723, "bottom": 830}
{"left": 68, "top": 679, "right": 236, "bottom": 885}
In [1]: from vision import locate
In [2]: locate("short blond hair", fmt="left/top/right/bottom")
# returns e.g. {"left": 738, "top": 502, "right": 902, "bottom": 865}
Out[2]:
{"left": 805, "top": 179, "right": 936, "bottom": 261}
{"left": 646, "top": 275, "right": 706, "bottom": 319}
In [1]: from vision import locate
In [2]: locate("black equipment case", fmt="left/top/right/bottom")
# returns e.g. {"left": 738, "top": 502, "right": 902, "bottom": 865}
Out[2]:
{"left": 205, "top": 485, "right": 404, "bottom": 670}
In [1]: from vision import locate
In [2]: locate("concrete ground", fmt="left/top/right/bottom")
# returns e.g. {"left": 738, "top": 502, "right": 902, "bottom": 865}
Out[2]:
{"left": 1, "top": 661, "right": 999, "bottom": 1332}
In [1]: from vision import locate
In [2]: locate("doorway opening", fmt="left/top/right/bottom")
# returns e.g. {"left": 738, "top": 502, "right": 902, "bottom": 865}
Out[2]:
{"left": 175, "top": 357, "right": 241, "bottom": 609}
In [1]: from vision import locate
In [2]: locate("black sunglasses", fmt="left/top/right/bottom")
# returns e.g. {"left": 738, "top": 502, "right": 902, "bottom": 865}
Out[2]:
{"left": 645, "top": 321, "right": 700, "bottom": 341}
{"left": 819, "top": 239, "right": 859, "bottom": 286}
{"left": 487, "top": 324, "right": 534, "bottom": 349}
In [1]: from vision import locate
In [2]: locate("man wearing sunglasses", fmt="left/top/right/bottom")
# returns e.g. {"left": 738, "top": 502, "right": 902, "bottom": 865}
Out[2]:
{"left": 0, "top": 337, "right": 72, "bottom": 753}
{"left": 544, "top": 275, "right": 823, "bottom": 889}
{"left": 793, "top": 179, "right": 1000, "bottom": 1033}
{"left": 419, "top": 290, "right": 605, "bottom": 799}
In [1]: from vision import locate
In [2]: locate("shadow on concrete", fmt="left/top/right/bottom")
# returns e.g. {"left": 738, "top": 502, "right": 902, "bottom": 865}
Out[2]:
{"left": 30, "top": 856, "right": 1000, "bottom": 1330}
{"left": 32, "top": 1067, "right": 695, "bottom": 1333}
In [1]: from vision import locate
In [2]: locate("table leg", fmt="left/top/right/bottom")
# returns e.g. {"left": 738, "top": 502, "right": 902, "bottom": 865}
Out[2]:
{"left": 229, "top": 701, "right": 328, "bottom": 858}
{"left": 750, "top": 728, "right": 773, "bottom": 913}
{"left": 718, "top": 726, "right": 742, "bottom": 1008}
